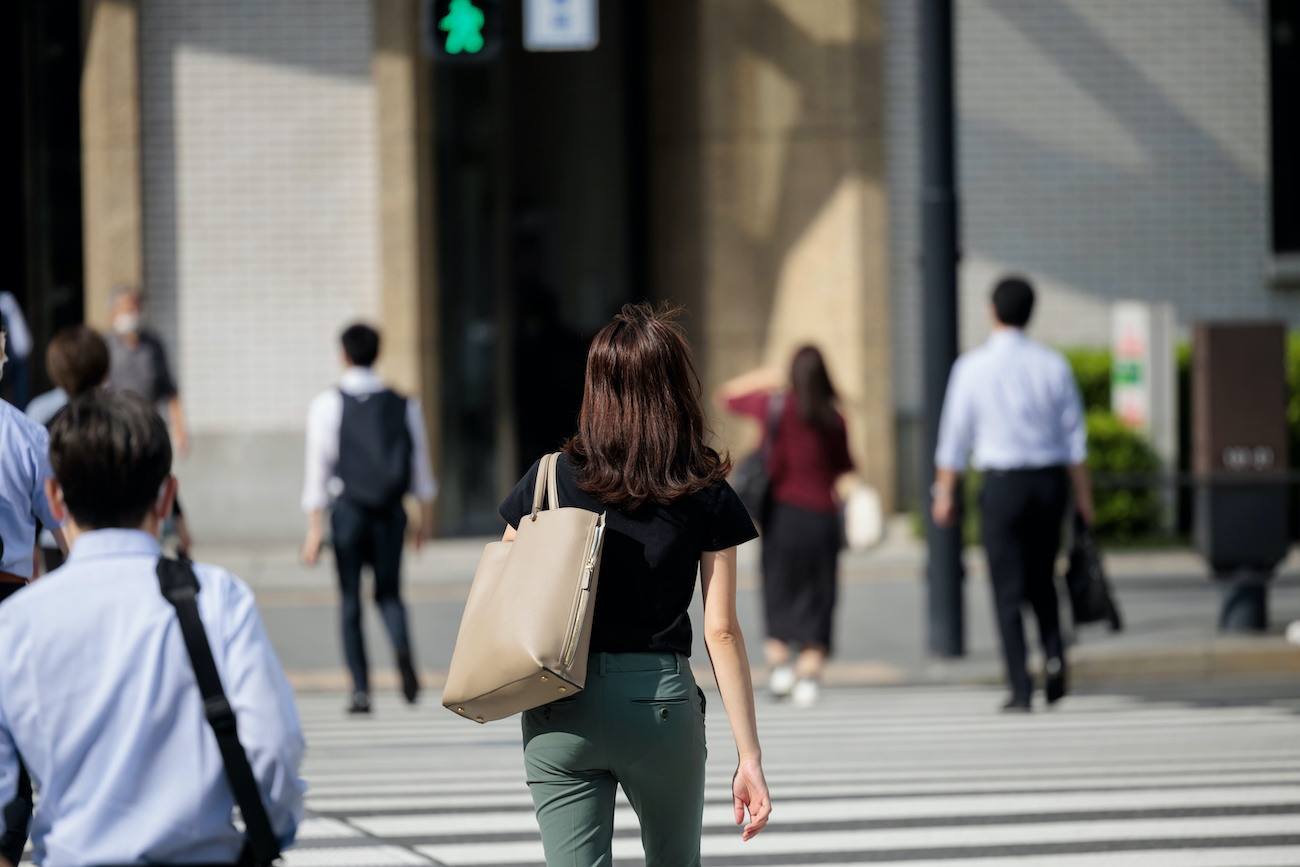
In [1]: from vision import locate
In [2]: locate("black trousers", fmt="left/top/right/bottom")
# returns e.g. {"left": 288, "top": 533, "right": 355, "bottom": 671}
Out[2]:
{"left": 761, "top": 502, "right": 840, "bottom": 650}
{"left": 331, "top": 498, "right": 413, "bottom": 695}
{"left": 980, "top": 467, "right": 1069, "bottom": 701}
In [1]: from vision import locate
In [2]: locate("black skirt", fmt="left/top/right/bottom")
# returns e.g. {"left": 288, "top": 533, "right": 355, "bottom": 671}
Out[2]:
{"left": 761, "top": 501, "right": 840, "bottom": 649}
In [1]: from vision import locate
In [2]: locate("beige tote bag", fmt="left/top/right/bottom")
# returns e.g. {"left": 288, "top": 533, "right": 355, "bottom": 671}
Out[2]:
{"left": 442, "top": 452, "right": 606, "bottom": 723}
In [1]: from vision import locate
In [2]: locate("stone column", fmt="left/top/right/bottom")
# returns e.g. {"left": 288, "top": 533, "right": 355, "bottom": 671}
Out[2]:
{"left": 373, "top": 0, "right": 441, "bottom": 497}
{"left": 650, "top": 0, "right": 896, "bottom": 511}
{"left": 80, "top": 0, "right": 143, "bottom": 331}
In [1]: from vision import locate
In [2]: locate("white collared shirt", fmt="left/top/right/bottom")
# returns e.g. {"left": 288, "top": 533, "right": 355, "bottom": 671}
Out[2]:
{"left": 301, "top": 366, "right": 438, "bottom": 512}
{"left": 935, "top": 328, "right": 1087, "bottom": 472}
{"left": 0, "top": 530, "right": 305, "bottom": 866}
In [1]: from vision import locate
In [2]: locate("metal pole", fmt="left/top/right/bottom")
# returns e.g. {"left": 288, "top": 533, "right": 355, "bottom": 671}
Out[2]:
{"left": 921, "top": 0, "right": 964, "bottom": 657}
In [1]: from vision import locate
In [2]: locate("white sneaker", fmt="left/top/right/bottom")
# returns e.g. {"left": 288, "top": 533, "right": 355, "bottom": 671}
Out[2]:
{"left": 792, "top": 678, "right": 819, "bottom": 708}
{"left": 768, "top": 665, "right": 796, "bottom": 698}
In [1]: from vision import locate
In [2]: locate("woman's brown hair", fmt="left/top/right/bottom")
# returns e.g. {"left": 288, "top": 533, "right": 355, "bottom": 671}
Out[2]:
{"left": 564, "top": 303, "right": 732, "bottom": 509}
{"left": 790, "top": 345, "right": 839, "bottom": 432}
{"left": 46, "top": 325, "right": 110, "bottom": 398}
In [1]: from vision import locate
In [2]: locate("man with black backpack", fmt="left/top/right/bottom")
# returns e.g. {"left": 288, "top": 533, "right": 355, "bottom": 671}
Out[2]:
{"left": 301, "top": 323, "right": 437, "bottom": 714}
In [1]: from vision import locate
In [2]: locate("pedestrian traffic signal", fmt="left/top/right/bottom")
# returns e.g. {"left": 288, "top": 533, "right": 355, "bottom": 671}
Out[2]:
{"left": 423, "top": 0, "right": 502, "bottom": 64}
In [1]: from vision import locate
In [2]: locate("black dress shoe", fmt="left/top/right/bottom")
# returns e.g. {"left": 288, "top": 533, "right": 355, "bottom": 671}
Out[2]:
{"left": 398, "top": 650, "right": 420, "bottom": 704}
{"left": 1001, "top": 696, "right": 1032, "bottom": 713}
{"left": 348, "top": 692, "right": 371, "bottom": 715}
{"left": 1045, "top": 658, "right": 1068, "bottom": 705}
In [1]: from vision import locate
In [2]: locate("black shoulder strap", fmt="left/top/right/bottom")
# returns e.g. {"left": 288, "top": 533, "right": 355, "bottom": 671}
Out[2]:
{"left": 157, "top": 558, "right": 281, "bottom": 867}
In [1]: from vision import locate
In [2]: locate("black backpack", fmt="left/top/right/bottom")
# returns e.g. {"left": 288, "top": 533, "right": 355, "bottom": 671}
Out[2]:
{"left": 336, "top": 389, "right": 412, "bottom": 509}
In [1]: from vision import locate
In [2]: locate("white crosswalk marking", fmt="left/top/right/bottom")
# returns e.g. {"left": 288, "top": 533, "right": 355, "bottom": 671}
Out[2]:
{"left": 292, "top": 686, "right": 1300, "bottom": 866}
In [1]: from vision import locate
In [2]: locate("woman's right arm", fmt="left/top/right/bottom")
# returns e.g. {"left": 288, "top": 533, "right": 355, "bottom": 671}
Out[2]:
{"left": 715, "top": 367, "right": 783, "bottom": 410}
{"left": 701, "top": 547, "right": 771, "bottom": 841}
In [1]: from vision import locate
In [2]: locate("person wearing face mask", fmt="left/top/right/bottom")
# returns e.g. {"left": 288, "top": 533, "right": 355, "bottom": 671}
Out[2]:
{"left": 105, "top": 286, "right": 189, "bottom": 456}
{"left": 0, "top": 325, "right": 69, "bottom": 864}
{"left": 105, "top": 286, "right": 193, "bottom": 555}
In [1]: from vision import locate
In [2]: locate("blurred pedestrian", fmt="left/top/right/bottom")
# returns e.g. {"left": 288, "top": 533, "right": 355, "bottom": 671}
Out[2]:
{"left": 0, "top": 325, "right": 67, "bottom": 863}
{"left": 105, "top": 286, "right": 193, "bottom": 555}
{"left": 105, "top": 286, "right": 187, "bottom": 453}
{"left": 26, "top": 325, "right": 110, "bottom": 573}
{"left": 26, "top": 325, "right": 110, "bottom": 426}
{"left": 0, "top": 390, "right": 305, "bottom": 866}
{"left": 932, "top": 276, "right": 1094, "bottom": 712}
{"left": 499, "top": 303, "right": 770, "bottom": 863}
{"left": 301, "top": 323, "right": 437, "bottom": 714}
{"left": 0, "top": 292, "right": 33, "bottom": 410}
{"left": 719, "top": 347, "right": 855, "bottom": 708}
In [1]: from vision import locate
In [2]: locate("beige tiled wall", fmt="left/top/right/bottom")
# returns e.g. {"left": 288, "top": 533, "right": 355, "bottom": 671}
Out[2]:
{"left": 139, "top": 0, "right": 380, "bottom": 435}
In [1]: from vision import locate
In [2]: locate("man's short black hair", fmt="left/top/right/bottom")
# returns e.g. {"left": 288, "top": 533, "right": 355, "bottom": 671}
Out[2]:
{"left": 340, "top": 324, "right": 381, "bottom": 368}
{"left": 992, "top": 276, "right": 1035, "bottom": 327}
{"left": 49, "top": 391, "right": 172, "bottom": 530}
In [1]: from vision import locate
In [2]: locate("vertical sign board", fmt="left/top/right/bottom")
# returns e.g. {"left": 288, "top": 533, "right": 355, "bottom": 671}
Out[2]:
{"left": 1112, "top": 301, "right": 1177, "bottom": 528}
{"left": 1111, "top": 303, "right": 1151, "bottom": 433}
{"left": 1193, "top": 321, "right": 1289, "bottom": 571}
{"left": 524, "top": 0, "right": 599, "bottom": 51}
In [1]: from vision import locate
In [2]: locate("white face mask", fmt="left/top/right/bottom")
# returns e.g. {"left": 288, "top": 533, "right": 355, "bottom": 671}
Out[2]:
{"left": 0, "top": 333, "right": 7, "bottom": 381}
{"left": 113, "top": 312, "right": 140, "bottom": 335}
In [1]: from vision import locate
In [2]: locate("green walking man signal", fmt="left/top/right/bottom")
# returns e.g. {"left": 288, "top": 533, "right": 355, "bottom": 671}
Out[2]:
{"left": 440, "top": 0, "right": 484, "bottom": 54}
{"left": 423, "top": 0, "right": 502, "bottom": 63}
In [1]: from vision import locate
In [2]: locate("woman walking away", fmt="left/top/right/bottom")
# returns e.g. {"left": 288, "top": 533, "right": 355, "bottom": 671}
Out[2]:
{"left": 499, "top": 303, "right": 771, "bottom": 866}
{"left": 720, "top": 347, "right": 855, "bottom": 708}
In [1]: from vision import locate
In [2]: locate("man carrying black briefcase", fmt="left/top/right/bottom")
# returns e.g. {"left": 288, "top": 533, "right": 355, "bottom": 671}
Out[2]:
{"left": 932, "top": 278, "right": 1096, "bottom": 712}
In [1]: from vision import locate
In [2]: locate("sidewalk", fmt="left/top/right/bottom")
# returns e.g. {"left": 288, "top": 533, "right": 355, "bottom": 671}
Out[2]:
{"left": 190, "top": 518, "right": 1300, "bottom": 692}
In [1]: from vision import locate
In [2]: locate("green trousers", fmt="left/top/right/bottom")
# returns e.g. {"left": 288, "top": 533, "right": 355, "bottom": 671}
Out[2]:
{"left": 522, "top": 652, "right": 708, "bottom": 867}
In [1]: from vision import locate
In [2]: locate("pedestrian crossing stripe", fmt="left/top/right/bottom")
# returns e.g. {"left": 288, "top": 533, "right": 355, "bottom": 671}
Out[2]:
{"left": 289, "top": 686, "right": 1300, "bottom": 867}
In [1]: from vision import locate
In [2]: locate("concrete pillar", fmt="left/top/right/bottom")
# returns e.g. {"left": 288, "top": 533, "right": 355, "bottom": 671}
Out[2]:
{"left": 650, "top": 0, "right": 895, "bottom": 510}
{"left": 80, "top": 0, "right": 143, "bottom": 331}
{"left": 372, "top": 0, "right": 441, "bottom": 494}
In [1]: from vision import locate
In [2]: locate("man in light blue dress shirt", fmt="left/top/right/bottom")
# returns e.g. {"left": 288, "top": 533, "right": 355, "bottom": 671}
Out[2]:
{"left": 932, "top": 277, "right": 1094, "bottom": 712}
{"left": 0, "top": 391, "right": 305, "bottom": 866}
{"left": 0, "top": 326, "right": 69, "bottom": 863}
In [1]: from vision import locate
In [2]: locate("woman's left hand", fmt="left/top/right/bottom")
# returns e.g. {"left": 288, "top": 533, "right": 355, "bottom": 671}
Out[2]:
{"left": 732, "top": 759, "right": 771, "bottom": 840}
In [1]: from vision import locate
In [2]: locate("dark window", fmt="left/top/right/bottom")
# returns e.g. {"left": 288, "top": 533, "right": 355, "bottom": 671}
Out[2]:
{"left": 1272, "top": 0, "right": 1300, "bottom": 253}
{"left": 433, "top": 0, "right": 648, "bottom": 534}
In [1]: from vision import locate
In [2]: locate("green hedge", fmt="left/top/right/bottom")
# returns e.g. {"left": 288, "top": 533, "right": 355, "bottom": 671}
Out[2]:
{"left": 1085, "top": 410, "right": 1161, "bottom": 541}
{"left": 1061, "top": 347, "right": 1112, "bottom": 413}
{"left": 1288, "top": 335, "right": 1300, "bottom": 465}
{"left": 1061, "top": 351, "right": 1163, "bottom": 541}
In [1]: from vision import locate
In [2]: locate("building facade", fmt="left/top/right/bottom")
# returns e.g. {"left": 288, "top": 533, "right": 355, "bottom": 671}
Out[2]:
{"left": 10, "top": 0, "right": 1295, "bottom": 537}
{"left": 887, "top": 0, "right": 1299, "bottom": 503}
{"left": 74, "top": 0, "right": 892, "bottom": 538}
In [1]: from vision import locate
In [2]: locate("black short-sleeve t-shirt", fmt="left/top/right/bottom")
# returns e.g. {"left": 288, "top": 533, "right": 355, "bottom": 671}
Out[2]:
{"left": 499, "top": 453, "right": 758, "bottom": 657}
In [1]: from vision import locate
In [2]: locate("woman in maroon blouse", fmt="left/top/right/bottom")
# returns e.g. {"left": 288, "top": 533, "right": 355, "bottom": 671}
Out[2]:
{"left": 719, "top": 346, "right": 855, "bottom": 707}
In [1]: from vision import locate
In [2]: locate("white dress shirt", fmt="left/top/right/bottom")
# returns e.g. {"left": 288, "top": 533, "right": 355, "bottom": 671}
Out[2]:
{"left": 25, "top": 387, "right": 68, "bottom": 428}
{"left": 935, "top": 328, "right": 1087, "bottom": 472}
{"left": 301, "top": 366, "right": 438, "bottom": 513}
{"left": 0, "top": 529, "right": 305, "bottom": 866}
